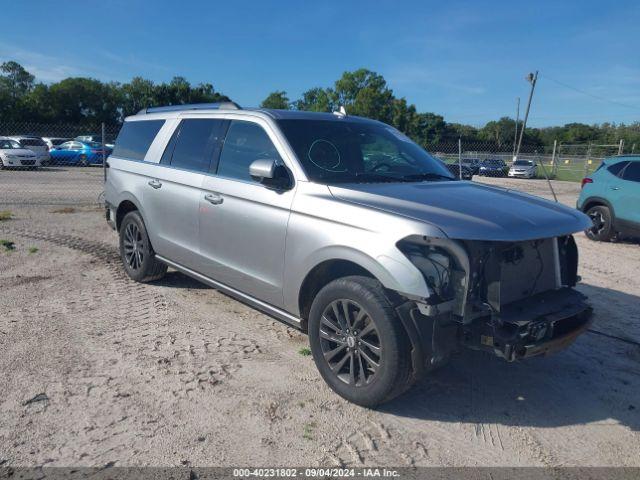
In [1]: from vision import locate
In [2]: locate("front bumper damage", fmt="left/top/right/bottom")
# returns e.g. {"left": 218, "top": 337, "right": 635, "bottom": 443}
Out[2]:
{"left": 461, "top": 288, "right": 592, "bottom": 361}
{"left": 395, "top": 234, "right": 592, "bottom": 378}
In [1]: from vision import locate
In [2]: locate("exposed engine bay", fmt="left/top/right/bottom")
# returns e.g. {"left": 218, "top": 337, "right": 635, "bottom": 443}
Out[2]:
{"left": 396, "top": 235, "right": 592, "bottom": 375}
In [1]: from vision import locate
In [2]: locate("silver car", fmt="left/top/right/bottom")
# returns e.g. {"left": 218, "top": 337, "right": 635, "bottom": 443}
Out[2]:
{"left": 0, "top": 137, "right": 40, "bottom": 168}
{"left": 509, "top": 159, "right": 538, "bottom": 178}
{"left": 104, "top": 103, "right": 593, "bottom": 406}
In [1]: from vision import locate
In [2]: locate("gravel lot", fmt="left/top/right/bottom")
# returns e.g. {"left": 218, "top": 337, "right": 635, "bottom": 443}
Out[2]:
{"left": 1, "top": 169, "right": 639, "bottom": 468}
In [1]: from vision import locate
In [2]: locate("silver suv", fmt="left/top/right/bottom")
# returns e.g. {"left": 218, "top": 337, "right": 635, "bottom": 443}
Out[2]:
{"left": 105, "top": 103, "right": 593, "bottom": 406}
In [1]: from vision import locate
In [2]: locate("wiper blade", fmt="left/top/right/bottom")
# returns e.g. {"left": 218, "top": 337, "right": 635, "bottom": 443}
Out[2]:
{"left": 401, "top": 172, "right": 455, "bottom": 181}
{"left": 322, "top": 172, "right": 408, "bottom": 184}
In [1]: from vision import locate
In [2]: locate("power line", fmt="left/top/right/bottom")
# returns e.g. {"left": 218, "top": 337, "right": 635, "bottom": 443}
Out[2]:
{"left": 541, "top": 74, "right": 640, "bottom": 112}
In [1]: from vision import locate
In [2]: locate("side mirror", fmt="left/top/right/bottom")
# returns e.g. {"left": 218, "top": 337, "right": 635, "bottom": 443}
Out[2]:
{"left": 249, "top": 158, "right": 292, "bottom": 190}
{"left": 249, "top": 158, "right": 276, "bottom": 180}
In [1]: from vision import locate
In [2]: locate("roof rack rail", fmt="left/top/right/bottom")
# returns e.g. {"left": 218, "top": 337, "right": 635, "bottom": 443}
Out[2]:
{"left": 137, "top": 101, "right": 242, "bottom": 115}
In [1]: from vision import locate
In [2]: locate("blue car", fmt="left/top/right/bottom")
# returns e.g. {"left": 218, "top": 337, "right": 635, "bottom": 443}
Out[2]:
{"left": 577, "top": 155, "right": 640, "bottom": 241}
{"left": 478, "top": 158, "right": 508, "bottom": 177}
{"left": 49, "top": 140, "right": 112, "bottom": 166}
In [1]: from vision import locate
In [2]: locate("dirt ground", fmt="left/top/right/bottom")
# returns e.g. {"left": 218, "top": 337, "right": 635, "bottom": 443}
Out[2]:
{"left": 0, "top": 171, "right": 639, "bottom": 468}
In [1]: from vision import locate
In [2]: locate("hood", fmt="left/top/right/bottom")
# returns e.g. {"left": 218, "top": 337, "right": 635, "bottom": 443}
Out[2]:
{"left": 328, "top": 181, "right": 592, "bottom": 241}
{"left": 1, "top": 148, "right": 36, "bottom": 157}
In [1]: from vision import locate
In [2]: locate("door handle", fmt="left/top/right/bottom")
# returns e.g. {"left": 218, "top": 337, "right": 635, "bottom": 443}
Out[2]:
{"left": 204, "top": 192, "right": 224, "bottom": 205}
{"left": 610, "top": 186, "right": 620, "bottom": 190}
{"left": 148, "top": 179, "right": 162, "bottom": 189}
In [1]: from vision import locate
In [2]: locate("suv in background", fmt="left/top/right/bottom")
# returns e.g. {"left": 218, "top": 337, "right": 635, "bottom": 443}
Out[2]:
{"left": 578, "top": 155, "right": 640, "bottom": 241}
{"left": 105, "top": 103, "right": 592, "bottom": 406}
{"left": 461, "top": 157, "right": 481, "bottom": 175}
{"left": 42, "top": 137, "right": 71, "bottom": 151}
{"left": 8, "top": 136, "right": 50, "bottom": 165}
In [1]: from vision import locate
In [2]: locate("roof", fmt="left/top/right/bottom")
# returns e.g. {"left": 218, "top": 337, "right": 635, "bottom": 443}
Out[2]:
{"left": 133, "top": 102, "right": 379, "bottom": 125}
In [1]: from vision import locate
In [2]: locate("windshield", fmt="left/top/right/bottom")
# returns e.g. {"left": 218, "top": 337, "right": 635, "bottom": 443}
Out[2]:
{"left": 513, "top": 160, "right": 533, "bottom": 166}
{"left": 483, "top": 159, "right": 504, "bottom": 166}
{"left": 0, "top": 139, "right": 21, "bottom": 149}
{"left": 277, "top": 119, "right": 454, "bottom": 183}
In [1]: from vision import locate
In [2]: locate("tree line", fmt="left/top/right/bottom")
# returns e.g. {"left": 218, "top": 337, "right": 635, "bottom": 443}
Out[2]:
{"left": 1, "top": 61, "right": 639, "bottom": 151}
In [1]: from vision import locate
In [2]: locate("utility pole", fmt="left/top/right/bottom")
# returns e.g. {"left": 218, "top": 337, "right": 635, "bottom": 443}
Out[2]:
{"left": 514, "top": 71, "right": 538, "bottom": 162}
{"left": 512, "top": 97, "right": 520, "bottom": 159}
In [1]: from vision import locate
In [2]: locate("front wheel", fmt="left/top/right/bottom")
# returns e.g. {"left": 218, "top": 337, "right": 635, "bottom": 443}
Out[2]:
{"left": 308, "top": 276, "right": 412, "bottom": 407}
{"left": 119, "top": 211, "right": 167, "bottom": 282}
{"left": 585, "top": 205, "right": 614, "bottom": 241}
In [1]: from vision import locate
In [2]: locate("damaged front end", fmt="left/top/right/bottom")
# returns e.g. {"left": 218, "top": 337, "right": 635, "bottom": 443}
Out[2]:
{"left": 396, "top": 234, "right": 592, "bottom": 374}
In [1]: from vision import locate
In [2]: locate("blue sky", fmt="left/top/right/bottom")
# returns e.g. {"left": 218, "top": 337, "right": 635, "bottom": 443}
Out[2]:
{"left": 2, "top": 0, "right": 639, "bottom": 127}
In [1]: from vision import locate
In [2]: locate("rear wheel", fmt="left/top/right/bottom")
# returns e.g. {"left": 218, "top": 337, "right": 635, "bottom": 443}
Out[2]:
{"left": 308, "top": 276, "right": 412, "bottom": 407}
{"left": 585, "top": 205, "right": 614, "bottom": 241}
{"left": 119, "top": 211, "right": 167, "bottom": 282}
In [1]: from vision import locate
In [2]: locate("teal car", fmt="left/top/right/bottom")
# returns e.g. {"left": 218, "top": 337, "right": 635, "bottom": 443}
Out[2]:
{"left": 577, "top": 155, "right": 640, "bottom": 241}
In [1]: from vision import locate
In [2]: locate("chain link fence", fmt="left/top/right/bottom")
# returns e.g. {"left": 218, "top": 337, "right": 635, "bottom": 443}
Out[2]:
{"left": 0, "top": 121, "right": 629, "bottom": 206}
{"left": 0, "top": 122, "right": 120, "bottom": 206}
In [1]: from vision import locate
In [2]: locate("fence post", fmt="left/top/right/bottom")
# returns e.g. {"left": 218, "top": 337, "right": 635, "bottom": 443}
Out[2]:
{"left": 102, "top": 122, "right": 106, "bottom": 183}
{"left": 550, "top": 139, "right": 557, "bottom": 177}
{"left": 458, "top": 138, "right": 462, "bottom": 180}
{"left": 618, "top": 139, "right": 624, "bottom": 155}
{"left": 585, "top": 142, "right": 592, "bottom": 178}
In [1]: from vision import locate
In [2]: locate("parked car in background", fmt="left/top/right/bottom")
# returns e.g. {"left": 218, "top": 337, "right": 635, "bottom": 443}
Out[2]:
{"left": 478, "top": 158, "right": 508, "bottom": 177}
{"left": 50, "top": 140, "right": 112, "bottom": 166}
{"left": 105, "top": 103, "right": 592, "bottom": 406}
{"left": 577, "top": 155, "right": 640, "bottom": 241}
{"left": 0, "top": 137, "right": 40, "bottom": 169}
{"left": 461, "top": 157, "right": 481, "bottom": 175}
{"left": 8, "top": 136, "right": 50, "bottom": 165}
{"left": 509, "top": 159, "right": 538, "bottom": 179}
{"left": 76, "top": 134, "right": 115, "bottom": 148}
{"left": 42, "top": 137, "right": 71, "bottom": 151}
{"left": 446, "top": 163, "right": 473, "bottom": 180}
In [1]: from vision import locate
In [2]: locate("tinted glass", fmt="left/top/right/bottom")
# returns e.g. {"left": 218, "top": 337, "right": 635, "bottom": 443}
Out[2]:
{"left": 621, "top": 161, "right": 640, "bottom": 182}
{"left": 112, "top": 120, "right": 164, "bottom": 161}
{"left": 20, "top": 138, "right": 46, "bottom": 147}
{"left": 218, "top": 121, "right": 281, "bottom": 182}
{"left": 168, "top": 119, "right": 227, "bottom": 173}
{"left": 607, "top": 161, "right": 629, "bottom": 176}
{"left": 278, "top": 119, "right": 453, "bottom": 183}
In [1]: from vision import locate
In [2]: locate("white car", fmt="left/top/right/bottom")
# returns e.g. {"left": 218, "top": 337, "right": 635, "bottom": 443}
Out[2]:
{"left": 42, "top": 137, "right": 71, "bottom": 151}
{"left": 508, "top": 159, "right": 537, "bottom": 178}
{"left": 0, "top": 137, "right": 40, "bottom": 169}
{"left": 8, "top": 136, "right": 50, "bottom": 165}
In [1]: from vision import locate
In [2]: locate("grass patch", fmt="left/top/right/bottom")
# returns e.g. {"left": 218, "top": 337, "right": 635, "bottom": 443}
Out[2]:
{"left": 0, "top": 239, "right": 15, "bottom": 251}
{"left": 28, "top": 247, "right": 39, "bottom": 254}
{"left": 298, "top": 347, "right": 312, "bottom": 356}
{"left": 302, "top": 422, "right": 317, "bottom": 441}
{"left": 50, "top": 207, "right": 76, "bottom": 214}
{"left": 0, "top": 211, "right": 12, "bottom": 221}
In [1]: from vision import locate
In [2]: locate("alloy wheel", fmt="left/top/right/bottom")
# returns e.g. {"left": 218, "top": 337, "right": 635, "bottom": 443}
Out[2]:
{"left": 319, "top": 299, "right": 382, "bottom": 387}
{"left": 123, "top": 222, "right": 145, "bottom": 270}
{"left": 588, "top": 209, "right": 605, "bottom": 235}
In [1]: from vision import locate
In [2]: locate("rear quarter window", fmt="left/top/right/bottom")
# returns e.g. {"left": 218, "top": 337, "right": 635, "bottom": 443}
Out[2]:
{"left": 606, "top": 161, "right": 629, "bottom": 177}
{"left": 112, "top": 120, "right": 165, "bottom": 161}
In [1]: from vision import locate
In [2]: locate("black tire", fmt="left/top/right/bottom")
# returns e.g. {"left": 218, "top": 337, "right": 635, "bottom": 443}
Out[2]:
{"left": 585, "top": 205, "right": 615, "bottom": 242}
{"left": 308, "top": 275, "right": 412, "bottom": 407}
{"left": 119, "top": 210, "right": 167, "bottom": 282}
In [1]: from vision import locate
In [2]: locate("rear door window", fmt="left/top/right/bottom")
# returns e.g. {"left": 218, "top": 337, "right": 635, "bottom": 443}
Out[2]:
{"left": 112, "top": 120, "right": 165, "bottom": 161}
{"left": 621, "top": 162, "right": 640, "bottom": 182}
{"left": 607, "top": 161, "right": 629, "bottom": 177}
{"left": 163, "top": 119, "right": 227, "bottom": 173}
{"left": 217, "top": 121, "right": 281, "bottom": 182}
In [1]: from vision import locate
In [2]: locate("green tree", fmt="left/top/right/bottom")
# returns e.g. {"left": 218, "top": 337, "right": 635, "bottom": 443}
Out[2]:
{"left": 260, "top": 90, "right": 290, "bottom": 109}
{"left": 294, "top": 87, "right": 332, "bottom": 112}
{"left": 332, "top": 69, "right": 394, "bottom": 122}
{"left": 0, "top": 61, "right": 35, "bottom": 99}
